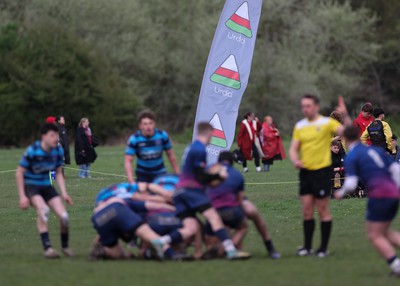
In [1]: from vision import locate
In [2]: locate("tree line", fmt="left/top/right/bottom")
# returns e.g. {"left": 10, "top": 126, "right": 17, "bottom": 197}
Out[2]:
{"left": 0, "top": 0, "right": 398, "bottom": 145}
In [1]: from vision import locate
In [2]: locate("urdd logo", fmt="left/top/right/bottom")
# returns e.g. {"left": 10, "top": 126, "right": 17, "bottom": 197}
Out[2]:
{"left": 210, "top": 54, "right": 241, "bottom": 90}
{"left": 209, "top": 113, "right": 227, "bottom": 148}
{"left": 225, "top": 2, "right": 252, "bottom": 38}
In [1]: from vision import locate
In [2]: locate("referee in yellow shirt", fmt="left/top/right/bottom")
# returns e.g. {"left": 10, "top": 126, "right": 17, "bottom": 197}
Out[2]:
{"left": 289, "top": 94, "right": 350, "bottom": 257}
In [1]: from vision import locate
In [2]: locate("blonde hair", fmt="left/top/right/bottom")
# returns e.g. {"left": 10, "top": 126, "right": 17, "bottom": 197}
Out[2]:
{"left": 79, "top": 117, "right": 89, "bottom": 127}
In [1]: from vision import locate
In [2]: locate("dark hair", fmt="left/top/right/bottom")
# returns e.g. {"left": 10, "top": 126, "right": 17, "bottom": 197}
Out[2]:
{"left": 393, "top": 134, "right": 398, "bottom": 141}
{"left": 331, "top": 140, "right": 341, "bottom": 148}
{"left": 218, "top": 151, "right": 234, "bottom": 166}
{"left": 137, "top": 110, "right": 156, "bottom": 123}
{"left": 343, "top": 126, "right": 360, "bottom": 142}
{"left": 40, "top": 123, "right": 59, "bottom": 135}
{"left": 330, "top": 111, "right": 343, "bottom": 124}
{"left": 361, "top": 103, "right": 373, "bottom": 114}
{"left": 55, "top": 115, "right": 64, "bottom": 123}
{"left": 197, "top": 122, "right": 214, "bottom": 135}
{"left": 302, "top": 93, "right": 320, "bottom": 105}
{"left": 373, "top": 108, "right": 384, "bottom": 118}
{"left": 243, "top": 112, "right": 253, "bottom": 120}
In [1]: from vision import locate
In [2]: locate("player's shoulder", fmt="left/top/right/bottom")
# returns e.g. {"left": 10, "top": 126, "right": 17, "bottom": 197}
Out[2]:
{"left": 128, "top": 132, "right": 141, "bottom": 143}
{"left": 229, "top": 166, "right": 244, "bottom": 181}
{"left": 294, "top": 118, "right": 310, "bottom": 130}
{"left": 155, "top": 129, "right": 169, "bottom": 138}
{"left": 25, "top": 141, "right": 41, "bottom": 155}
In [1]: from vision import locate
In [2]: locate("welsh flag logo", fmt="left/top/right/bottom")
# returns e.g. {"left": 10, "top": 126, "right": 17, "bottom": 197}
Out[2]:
{"left": 209, "top": 113, "right": 227, "bottom": 148}
{"left": 210, "top": 55, "right": 241, "bottom": 90}
{"left": 225, "top": 2, "right": 252, "bottom": 38}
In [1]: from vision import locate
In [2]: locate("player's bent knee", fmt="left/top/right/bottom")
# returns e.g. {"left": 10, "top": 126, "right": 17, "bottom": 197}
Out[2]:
{"left": 39, "top": 206, "right": 50, "bottom": 223}
{"left": 61, "top": 211, "right": 69, "bottom": 228}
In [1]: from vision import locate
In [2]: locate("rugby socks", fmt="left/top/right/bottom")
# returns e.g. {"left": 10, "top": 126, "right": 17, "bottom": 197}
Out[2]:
{"left": 40, "top": 232, "right": 51, "bottom": 250}
{"left": 61, "top": 232, "right": 69, "bottom": 249}
{"left": 215, "top": 228, "right": 236, "bottom": 252}
{"left": 169, "top": 230, "right": 183, "bottom": 244}
{"left": 264, "top": 240, "right": 275, "bottom": 254}
{"left": 303, "top": 219, "right": 315, "bottom": 250}
{"left": 320, "top": 221, "right": 332, "bottom": 252}
{"left": 159, "top": 235, "right": 172, "bottom": 244}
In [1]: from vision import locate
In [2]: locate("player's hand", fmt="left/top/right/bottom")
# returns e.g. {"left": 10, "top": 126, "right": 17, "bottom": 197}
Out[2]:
{"left": 334, "top": 189, "right": 345, "bottom": 200}
{"left": 63, "top": 194, "right": 74, "bottom": 206}
{"left": 19, "top": 196, "right": 30, "bottom": 210}
{"left": 219, "top": 166, "right": 228, "bottom": 179}
{"left": 293, "top": 160, "right": 304, "bottom": 169}
{"left": 335, "top": 96, "right": 348, "bottom": 115}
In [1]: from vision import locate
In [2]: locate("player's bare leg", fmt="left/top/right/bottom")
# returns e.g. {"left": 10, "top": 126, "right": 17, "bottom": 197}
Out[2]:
{"left": 231, "top": 220, "right": 248, "bottom": 248}
{"left": 202, "top": 208, "right": 250, "bottom": 260}
{"left": 48, "top": 196, "right": 72, "bottom": 257}
{"left": 387, "top": 230, "right": 400, "bottom": 248}
{"left": 242, "top": 200, "right": 280, "bottom": 258}
{"left": 30, "top": 195, "right": 59, "bottom": 258}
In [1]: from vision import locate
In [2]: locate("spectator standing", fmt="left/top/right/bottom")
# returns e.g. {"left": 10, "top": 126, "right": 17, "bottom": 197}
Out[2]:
{"left": 361, "top": 108, "right": 393, "bottom": 155}
{"left": 75, "top": 118, "right": 97, "bottom": 178}
{"left": 353, "top": 103, "right": 374, "bottom": 140}
{"left": 56, "top": 116, "right": 70, "bottom": 166}
{"left": 237, "top": 112, "right": 264, "bottom": 173}
{"left": 260, "top": 116, "right": 286, "bottom": 172}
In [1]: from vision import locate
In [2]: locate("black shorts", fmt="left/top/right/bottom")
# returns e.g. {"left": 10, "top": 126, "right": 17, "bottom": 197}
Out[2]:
{"left": 25, "top": 185, "right": 59, "bottom": 202}
{"left": 299, "top": 167, "right": 331, "bottom": 199}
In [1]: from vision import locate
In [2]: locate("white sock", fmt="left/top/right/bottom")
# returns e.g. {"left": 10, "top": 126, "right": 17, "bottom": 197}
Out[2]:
{"left": 159, "top": 235, "right": 172, "bottom": 244}
{"left": 222, "top": 239, "right": 236, "bottom": 252}
{"left": 390, "top": 258, "right": 400, "bottom": 273}
{"left": 256, "top": 166, "right": 261, "bottom": 172}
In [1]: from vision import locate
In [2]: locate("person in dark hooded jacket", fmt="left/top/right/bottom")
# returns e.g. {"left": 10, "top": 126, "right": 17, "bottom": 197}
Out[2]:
{"left": 56, "top": 115, "right": 70, "bottom": 165}
{"left": 75, "top": 117, "right": 97, "bottom": 178}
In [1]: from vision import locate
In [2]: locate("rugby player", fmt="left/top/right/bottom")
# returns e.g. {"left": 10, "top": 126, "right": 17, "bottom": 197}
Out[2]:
{"left": 16, "top": 123, "right": 74, "bottom": 258}
{"left": 335, "top": 126, "right": 400, "bottom": 276}
{"left": 125, "top": 110, "right": 180, "bottom": 191}
{"left": 289, "top": 95, "right": 350, "bottom": 257}
{"left": 157, "top": 122, "right": 250, "bottom": 260}
{"left": 90, "top": 182, "right": 176, "bottom": 260}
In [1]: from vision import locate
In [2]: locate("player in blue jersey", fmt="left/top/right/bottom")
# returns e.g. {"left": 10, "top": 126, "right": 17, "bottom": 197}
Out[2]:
{"left": 125, "top": 110, "right": 180, "bottom": 191}
{"left": 90, "top": 182, "right": 177, "bottom": 260}
{"left": 335, "top": 126, "right": 400, "bottom": 276}
{"left": 16, "top": 123, "right": 74, "bottom": 259}
{"left": 157, "top": 122, "right": 250, "bottom": 260}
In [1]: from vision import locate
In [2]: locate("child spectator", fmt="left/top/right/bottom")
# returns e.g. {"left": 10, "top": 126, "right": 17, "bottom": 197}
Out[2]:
{"left": 331, "top": 140, "right": 345, "bottom": 197}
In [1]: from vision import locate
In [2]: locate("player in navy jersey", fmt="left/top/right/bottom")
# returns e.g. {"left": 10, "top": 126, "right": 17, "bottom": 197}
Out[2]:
{"left": 90, "top": 182, "right": 177, "bottom": 260}
{"left": 157, "top": 122, "right": 250, "bottom": 260}
{"left": 125, "top": 110, "right": 180, "bottom": 192}
{"left": 16, "top": 123, "right": 74, "bottom": 259}
{"left": 335, "top": 126, "right": 400, "bottom": 276}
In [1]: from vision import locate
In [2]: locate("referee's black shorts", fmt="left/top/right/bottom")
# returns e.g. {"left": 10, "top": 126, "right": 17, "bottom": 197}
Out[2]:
{"left": 299, "top": 167, "right": 331, "bottom": 199}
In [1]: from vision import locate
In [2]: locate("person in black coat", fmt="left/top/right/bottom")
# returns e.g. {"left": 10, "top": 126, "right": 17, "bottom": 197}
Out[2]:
{"left": 56, "top": 115, "right": 70, "bottom": 165}
{"left": 75, "top": 117, "right": 97, "bottom": 178}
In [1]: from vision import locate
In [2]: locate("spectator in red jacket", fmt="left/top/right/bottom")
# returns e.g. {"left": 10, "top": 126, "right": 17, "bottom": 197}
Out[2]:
{"left": 260, "top": 116, "right": 286, "bottom": 172}
{"left": 237, "top": 112, "right": 263, "bottom": 173}
{"left": 353, "top": 103, "right": 374, "bottom": 143}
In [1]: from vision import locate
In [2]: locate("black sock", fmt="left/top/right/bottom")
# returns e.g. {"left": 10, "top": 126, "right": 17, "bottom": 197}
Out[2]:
{"left": 264, "top": 240, "right": 275, "bottom": 253}
{"left": 387, "top": 256, "right": 397, "bottom": 265}
{"left": 61, "top": 232, "right": 69, "bottom": 248}
{"left": 303, "top": 219, "right": 315, "bottom": 250}
{"left": 320, "top": 221, "right": 332, "bottom": 252}
{"left": 169, "top": 230, "right": 183, "bottom": 244}
{"left": 40, "top": 232, "right": 51, "bottom": 250}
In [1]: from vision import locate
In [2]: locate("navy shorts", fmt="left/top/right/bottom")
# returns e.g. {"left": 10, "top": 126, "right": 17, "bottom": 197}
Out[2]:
{"left": 173, "top": 188, "right": 212, "bottom": 219}
{"left": 136, "top": 171, "right": 166, "bottom": 183}
{"left": 147, "top": 212, "right": 183, "bottom": 235}
{"left": 25, "top": 185, "right": 59, "bottom": 202}
{"left": 205, "top": 206, "right": 245, "bottom": 235}
{"left": 366, "top": 198, "right": 399, "bottom": 222}
{"left": 92, "top": 203, "right": 144, "bottom": 247}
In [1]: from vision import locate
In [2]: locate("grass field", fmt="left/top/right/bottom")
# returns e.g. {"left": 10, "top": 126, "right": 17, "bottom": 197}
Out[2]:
{"left": 1, "top": 144, "right": 400, "bottom": 286}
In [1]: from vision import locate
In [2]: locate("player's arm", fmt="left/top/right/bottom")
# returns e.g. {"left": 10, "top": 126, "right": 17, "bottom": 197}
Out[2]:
{"left": 335, "top": 176, "right": 358, "bottom": 199}
{"left": 144, "top": 201, "right": 176, "bottom": 212}
{"left": 55, "top": 167, "right": 73, "bottom": 205}
{"left": 335, "top": 96, "right": 352, "bottom": 129}
{"left": 194, "top": 166, "right": 226, "bottom": 184}
{"left": 237, "top": 191, "right": 245, "bottom": 205}
{"left": 383, "top": 122, "right": 393, "bottom": 152}
{"left": 16, "top": 166, "right": 29, "bottom": 209}
{"left": 147, "top": 183, "right": 173, "bottom": 202}
{"left": 289, "top": 139, "right": 303, "bottom": 169}
{"left": 132, "top": 192, "right": 167, "bottom": 203}
{"left": 166, "top": 149, "right": 180, "bottom": 174}
{"left": 124, "top": 155, "right": 135, "bottom": 184}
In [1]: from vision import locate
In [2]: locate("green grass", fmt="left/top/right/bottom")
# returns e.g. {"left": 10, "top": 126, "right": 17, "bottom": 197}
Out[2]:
{"left": 0, "top": 144, "right": 399, "bottom": 286}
